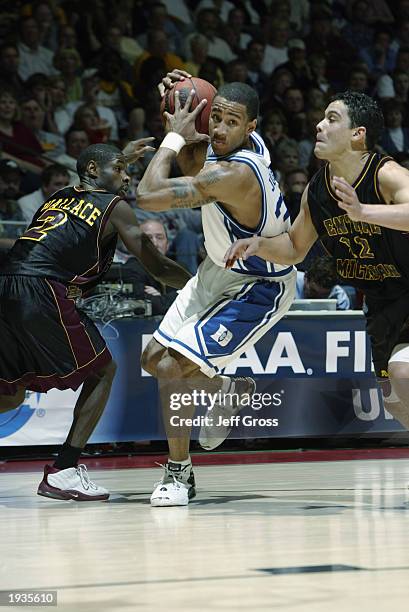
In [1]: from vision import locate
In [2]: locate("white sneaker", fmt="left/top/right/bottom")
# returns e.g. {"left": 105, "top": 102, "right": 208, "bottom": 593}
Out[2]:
{"left": 199, "top": 376, "right": 256, "bottom": 450}
{"left": 37, "top": 464, "right": 109, "bottom": 501}
{"left": 150, "top": 461, "right": 196, "bottom": 507}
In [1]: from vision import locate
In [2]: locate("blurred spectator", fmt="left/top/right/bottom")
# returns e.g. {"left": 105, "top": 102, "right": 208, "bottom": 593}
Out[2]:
{"left": 58, "top": 25, "right": 78, "bottom": 53}
{"left": 246, "top": 39, "right": 268, "bottom": 97}
{"left": 186, "top": 8, "right": 236, "bottom": 64}
{"left": 305, "top": 7, "right": 356, "bottom": 87}
{"left": 195, "top": 0, "right": 235, "bottom": 23}
{"left": 261, "top": 66, "right": 294, "bottom": 112}
{"left": 359, "top": 28, "right": 396, "bottom": 78}
{"left": 305, "top": 87, "right": 327, "bottom": 112}
{"left": 17, "top": 164, "right": 69, "bottom": 224}
{"left": 20, "top": 95, "right": 65, "bottom": 159}
{"left": 137, "top": 2, "right": 184, "bottom": 56}
{"left": 96, "top": 49, "right": 135, "bottom": 128}
{"left": 0, "top": 88, "right": 45, "bottom": 173}
{"left": 105, "top": 23, "right": 143, "bottom": 66}
{"left": 72, "top": 104, "right": 111, "bottom": 145}
{"left": 0, "top": 160, "right": 25, "bottom": 245}
{"left": 65, "top": 69, "right": 119, "bottom": 141}
{"left": 56, "top": 128, "right": 90, "bottom": 183}
{"left": 261, "top": 18, "right": 290, "bottom": 75}
{"left": 261, "top": 108, "right": 288, "bottom": 150}
{"left": 185, "top": 34, "right": 208, "bottom": 77}
{"left": 278, "top": 38, "right": 312, "bottom": 90}
{"left": 272, "top": 138, "right": 299, "bottom": 185}
{"left": 347, "top": 67, "right": 370, "bottom": 94}
{"left": 342, "top": 0, "right": 375, "bottom": 51}
{"left": 284, "top": 167, "right": 308, "bottom": 196}
{"left": 162, "top": 0, "right": 193, "bottom": 28}
{"left": 288, "top": 0, "right": 309, "bottom": 34}
{"left": 390, "top": 19, "right": 409, "bottom": 54}
{"left": 296, "top": 257, "right": 353, "bottom": 310}
{"left": 309, "top": 53, "right": 330, "bottom": 93}
{"left": 282, "top": 86, "right": 305, "bottom": 138}
{"left": 33, "top": 1, "right": 59, "bottom": 52}
{"left": 393, "top": 70, "right": 409, "bottom": 105}
{"left": 199, "top": 59, "right": 225, "bottom": 89}
{"left": 53, "top": 48, "right": 83, "bottom": 103}
{"left": 134, "top": 29, "right": 185, "bottom": 87}
{"left": 282, "top": 166, "right": 308, "bottom": 221}
{"left": 225, "top": 59, "right": 251, "bottom": 86}
{"left": 223, "top": 8, "right": 251, "bottom": 55}
{"left": 17, "top": 17, "right": 56, "bottom": 80}
{"left": 0, "top": 44, "right": 25, "bottom": 98}
{"left": 298, "top": 108, "right": 324, "bottom": 169}
{"left": 25, "top": 73, "right": 62, "bottom": 136}
{"left": 48, "top": 75, "right": 71, "bottom": 134}
{"left": 376, "top": 46, "right": 409, "bottom": 99}
{"left": 111, "top": 219, "right": 179, "bottom": 315}
{"left": 380, "top": 100, "right": 409, "bottom": 156}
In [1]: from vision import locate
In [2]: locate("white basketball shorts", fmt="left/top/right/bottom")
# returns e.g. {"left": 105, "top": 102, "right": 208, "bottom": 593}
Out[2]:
{"left": 153, "top": 256, "right": 296, "bottom": 377}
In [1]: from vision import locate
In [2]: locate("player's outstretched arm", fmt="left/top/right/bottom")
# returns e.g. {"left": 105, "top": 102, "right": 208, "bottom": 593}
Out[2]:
{"left": 334, "top": 161, "right": 409, "bottom": 230}
{"left": 110, "top": 200, "right": 191, "bottom": 289}
{"left": 224, "top": 187, "right": 318, "bottom": 267}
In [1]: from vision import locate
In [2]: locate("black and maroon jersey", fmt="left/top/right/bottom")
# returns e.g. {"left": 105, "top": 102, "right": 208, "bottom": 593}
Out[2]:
{"left": 308, "top": 153, "right": 409, "bottom": 301}
{"left": 1, "top": 186, "right": 120, "bottom": 291}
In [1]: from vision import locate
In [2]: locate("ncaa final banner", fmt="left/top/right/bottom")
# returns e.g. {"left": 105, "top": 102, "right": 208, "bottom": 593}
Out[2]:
{"left": 0, "top": 314, "right": 404, "bottom": 445}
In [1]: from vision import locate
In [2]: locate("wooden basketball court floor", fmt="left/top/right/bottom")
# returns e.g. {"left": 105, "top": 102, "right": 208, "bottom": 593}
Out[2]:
{"left": 1, "top": 452, "right": 409, "bottom": 611}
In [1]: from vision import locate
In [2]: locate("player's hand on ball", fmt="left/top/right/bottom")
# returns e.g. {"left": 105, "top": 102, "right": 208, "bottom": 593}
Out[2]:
{"left": 163, "top": 90, "right": 210, "bottom": 144}
{"left": 333, "top": 176, "right": 365, "bottom": 221}
{"left": 121, "top": 137, "right": 156, "bottom": 163}
{"left": 224, "top": 236, "right": 261, "bottom": 268}
{"left": 158, "top": 69, "right": 192, "bottom": 98}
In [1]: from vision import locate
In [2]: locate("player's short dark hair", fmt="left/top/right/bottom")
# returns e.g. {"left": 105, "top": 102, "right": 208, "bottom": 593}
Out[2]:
{"left": 77, "top": 144, "right": 121, "bottom": 179}
{"left": 331, "top": 91, "right": 384, "bottom": 150}
{"left": 305, "top": 256, "right": 338, "bottom": 289}
{"left": 216, "top": 82, "right": 259, "bottom": 120}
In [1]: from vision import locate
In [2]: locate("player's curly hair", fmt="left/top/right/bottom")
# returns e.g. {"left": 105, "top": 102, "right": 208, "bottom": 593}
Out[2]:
{"left": 331, "top": 91, "right": 384, "bottom": 150}
{"left": 77, "top": 144, "right": 121, "bottom": 179}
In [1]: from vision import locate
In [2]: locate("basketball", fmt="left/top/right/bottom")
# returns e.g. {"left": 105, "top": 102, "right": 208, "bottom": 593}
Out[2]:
{"left": 160, "top": 77, "right": 217, "bottom": 135}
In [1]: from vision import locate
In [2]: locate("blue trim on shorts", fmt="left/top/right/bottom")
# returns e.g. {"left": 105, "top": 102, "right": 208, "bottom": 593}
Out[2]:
{"left": 194, "top": 279, "right": 285, "bottom": 359}
{"left": 230, "top": 266, "right": 294, "bottom": 277}
{"left": 156, "top": 329, "right": 218, "bottom": 373}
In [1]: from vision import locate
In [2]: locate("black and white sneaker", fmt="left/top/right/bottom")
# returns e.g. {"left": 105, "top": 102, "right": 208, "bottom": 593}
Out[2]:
{"left": 150, "top": 461, "right": 196, "bottom": 507}
{"left": 199, "top": 376, "right": 256, "bottom": 450}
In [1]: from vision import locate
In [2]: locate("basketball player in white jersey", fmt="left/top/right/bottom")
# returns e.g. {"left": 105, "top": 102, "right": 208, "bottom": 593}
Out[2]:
{"left": 138, "top": 73, "right": 296, "bottom": 506}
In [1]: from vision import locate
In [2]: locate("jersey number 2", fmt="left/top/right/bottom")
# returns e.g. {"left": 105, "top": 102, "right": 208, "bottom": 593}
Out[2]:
{"left": 22, "top": 209, "right": 68, "bottom": 242}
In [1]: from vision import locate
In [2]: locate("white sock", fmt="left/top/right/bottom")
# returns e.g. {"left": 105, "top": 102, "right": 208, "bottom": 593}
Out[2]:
{"left": 169, "top": 455, "right": 191, "bottom": 467}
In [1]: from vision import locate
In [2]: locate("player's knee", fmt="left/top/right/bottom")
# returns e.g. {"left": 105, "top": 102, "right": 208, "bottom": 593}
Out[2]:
{"left": 388, "top": 363, "right": 409, "bottom": 402}
{"left": 98, "top": 360, "right": 117, "bottom": 383}
{"left": 156, "top": 350, "right": 195, "bottom": 380}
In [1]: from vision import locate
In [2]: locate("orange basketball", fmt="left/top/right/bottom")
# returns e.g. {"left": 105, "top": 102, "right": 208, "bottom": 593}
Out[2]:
{"left": 160, "top": 77, "right": 217, "bottom": 135}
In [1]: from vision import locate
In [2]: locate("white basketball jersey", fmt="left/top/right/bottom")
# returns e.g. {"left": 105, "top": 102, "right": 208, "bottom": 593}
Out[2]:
{"left": 201, "top": 132, "right": 293, "bottom": 277}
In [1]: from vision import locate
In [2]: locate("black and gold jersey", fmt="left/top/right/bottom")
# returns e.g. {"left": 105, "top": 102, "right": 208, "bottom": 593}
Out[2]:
{"left": 0, "top": 186, "right": 120, "bottom": 290}
{"left": 308, "top": 153, "right": 409, "bottom": 300}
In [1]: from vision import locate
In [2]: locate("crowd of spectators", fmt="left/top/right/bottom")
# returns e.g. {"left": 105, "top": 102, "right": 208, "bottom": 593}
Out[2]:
{"left": 1, "top": 0, "right": 408, "bottom": 308}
